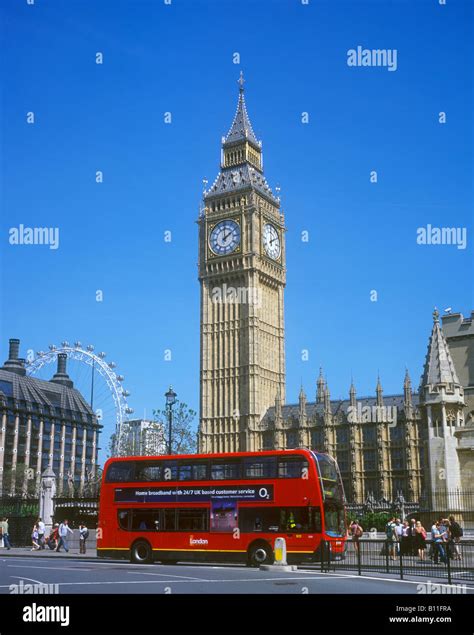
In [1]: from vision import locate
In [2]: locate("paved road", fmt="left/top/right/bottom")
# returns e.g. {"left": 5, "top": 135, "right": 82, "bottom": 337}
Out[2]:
{"left": 1, "top": 556, "right": 473, "bottom": 594}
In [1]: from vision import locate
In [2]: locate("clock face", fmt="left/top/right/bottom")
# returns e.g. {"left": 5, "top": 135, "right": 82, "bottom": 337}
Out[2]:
{"left": 263, "top": 223, "right": 281, "bottom": 260}
{"left": 209, "top": 219, "right": 241, "bottom": 256}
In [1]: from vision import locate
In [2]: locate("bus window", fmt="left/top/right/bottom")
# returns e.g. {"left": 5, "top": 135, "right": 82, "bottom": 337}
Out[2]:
{"left": 211, "top": 460, "right": 240, "bottom": 480}
{"left": 279, "top": 507, "right": 313, "bottom": 533}
{"left": 278, "top": 458, "right": 308, "bottom": 479}
{"left": 239, "top": 507, "right": 281, "bottom": 533}
{"left": 106, "top": 462, "right": 136, "bottom": 482}
{"left": 192, "top": 462, "right": 209, "bottom": 480}
{"left": 117, "top": 510, "right": 130, "bottom": 530}
{"left": 177, "top": 509, "right": 208, "bottom": 531}
{"left": 311, "top": 507, "right": 322, "bottom": 533}
{"left": 131, "top": 510, "right": 161, "bottom": 531}
{"left": 324, "top": 501, "right": 345, "bottom": 536}
{"left": 161, "top": 461, "right": 178, "bottom": 481}
{"left": 135, "top": 462, "right": 162, "bottom": 482}
{"left": 179, "top": 464, "right": 193, "bottom": 481}
{"left": 162, "top": 509, "right": 176, "bottom": 531}
{"left": 243, "top": 457, "right": 276, "bottom": 478}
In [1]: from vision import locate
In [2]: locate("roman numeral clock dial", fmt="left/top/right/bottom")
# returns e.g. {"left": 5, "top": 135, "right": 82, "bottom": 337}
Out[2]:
{"left": 209, "top": 219, "right": 241, "bottom": 256}
{"left": 263, "top": 223, "right": 281, "bottom": 260}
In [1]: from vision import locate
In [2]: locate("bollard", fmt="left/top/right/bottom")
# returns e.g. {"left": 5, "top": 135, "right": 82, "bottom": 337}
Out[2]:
{"left": 274, "top": 537, "right": 288, "bottom": 566}
{"left": 259, "top": 537, "right": 295, "bottom": 572}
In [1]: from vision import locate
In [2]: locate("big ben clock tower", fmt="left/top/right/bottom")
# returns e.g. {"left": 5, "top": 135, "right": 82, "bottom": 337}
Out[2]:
{"left": 198, "top": 73, "right": 286, "bottom": 453}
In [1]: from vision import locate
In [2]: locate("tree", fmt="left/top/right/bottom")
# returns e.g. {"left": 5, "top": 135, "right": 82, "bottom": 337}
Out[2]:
{"left": 153, "top": 400, "right": 197, "bottom": 455}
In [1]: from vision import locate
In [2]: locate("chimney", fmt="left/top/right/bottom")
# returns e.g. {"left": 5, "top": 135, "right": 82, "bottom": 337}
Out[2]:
{"left": 1, "top": 338, "right": 26, "bottom": 376}
{"left": 50, "top": 353, "right": 73, "bottom": 388}
{"left": 9, "top": 339, "right": 20, "bottom": 360}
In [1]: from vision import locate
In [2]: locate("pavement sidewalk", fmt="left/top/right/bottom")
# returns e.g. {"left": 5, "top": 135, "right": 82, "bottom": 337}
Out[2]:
{"left": 0, "top": 547, "right": 99, "bottom": 561}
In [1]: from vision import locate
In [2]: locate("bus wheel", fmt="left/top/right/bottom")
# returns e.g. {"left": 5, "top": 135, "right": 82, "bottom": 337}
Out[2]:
{"left": 248, "top": 542, "right": 273, "bottom": 567}
{"left": 131, "top": 540, "right": 152, "bottom": 564}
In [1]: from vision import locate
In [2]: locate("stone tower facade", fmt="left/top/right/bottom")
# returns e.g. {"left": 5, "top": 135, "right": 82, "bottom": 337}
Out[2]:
{"left": 198, "top": 74, "right": 286, "bottom": 453}
{"left": 419, "top": 309, "right": 467, "bottom": 505}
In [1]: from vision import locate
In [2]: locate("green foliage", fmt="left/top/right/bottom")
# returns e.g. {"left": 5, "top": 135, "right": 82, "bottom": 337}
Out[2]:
{"left": 348, "top": 511, "right": 391, "bottom": 532}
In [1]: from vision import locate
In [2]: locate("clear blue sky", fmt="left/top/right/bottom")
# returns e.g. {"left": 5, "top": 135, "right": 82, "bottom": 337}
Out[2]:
{"left": 1, "top": 0, "right": 473, "bottom": 461}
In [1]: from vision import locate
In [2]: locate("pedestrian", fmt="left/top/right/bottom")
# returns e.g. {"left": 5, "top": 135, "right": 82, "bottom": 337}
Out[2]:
{"left": 55, "top": 519, "right": 73, "bottom": 553}
{"left": 448, "top": 515, "right": 462, "bottom": 560}
{"left": 414, "top": 520, "right": 427, "bottom": 561}
{"left": 36, "top": 517, "right": 46, "bottom": 550}
{"left": 400, "top": 520, "right": 410, "bottom": 556}
{"left": 432, "top": 521, "right": 447, "bottom": 564}
{"left": 79, "top": 523, "right": 89, "bottom": 554}
{"left": 47, "top": 523, "right": 59, "bottom": 550}
{"left": 0, "top": 517, "right": 12, "bottom": 550}
{"left": 385, "top": 517, "right": 397, "bottom": 560}
{"left": 394, "top": 518, "right": 403, "bottom": 557}
{"left": 349, "top": 519, "right": 363, "bottom": 553}
{"left": 409, "top": 518, "right": 417, "bottom": 555}
{"left": 31, "top": 524, "right": 40, "bottom": 551}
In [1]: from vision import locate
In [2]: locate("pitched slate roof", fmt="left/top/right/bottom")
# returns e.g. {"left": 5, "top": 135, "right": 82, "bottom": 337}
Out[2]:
{"left": 224, "top": 84, "right": 260, "bottom": 147}
{"left": 0, "top": 368, "right": 95, "bottom": 419}
{"left": 205, "top": 163, "right": 277, "bottom": 201}
{"left": 262, "top": 393, "right": 419, "bottom": 424}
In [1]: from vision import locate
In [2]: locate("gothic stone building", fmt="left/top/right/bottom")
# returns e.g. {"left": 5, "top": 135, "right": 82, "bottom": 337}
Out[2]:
{"left": 0, "top": 339, "right": 100, "bottom": 497}
{"left": 197, "top": 75, "right": 474, "bottom": 505}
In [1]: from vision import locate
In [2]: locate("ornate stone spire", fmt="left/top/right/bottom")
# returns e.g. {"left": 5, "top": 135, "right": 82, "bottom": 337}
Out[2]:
{"left": 299, "top": 385, "right": 307, "bottom": 412}
{"left": 324, "top": 384, "right": 332, "bottom": 415}
{"left": 224, "top": 71, "right": 259, "bottom": 147}
{"left": 204, "top": 73, "right": 277, "bottom": 203}
{"left": 376, "top": 375, "right": 383, "bottom": 407}
{"left": 275, "top": 386, "right": 282, "bottom": 420}
{"left": 421, "top": 307, "right": 461, "bottom": 389}
{"left": 404, "top": 368, "right": 413, "bottom": 411}
{"left": 349, "top": 378, "right": 357, "bottom": 408}
{"left": 316, "top": 367, "right": 325, "bottom": 404}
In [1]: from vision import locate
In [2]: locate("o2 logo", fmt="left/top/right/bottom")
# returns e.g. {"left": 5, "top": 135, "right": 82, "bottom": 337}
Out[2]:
{"left": 258, "top": 487, "right": 270, "bottom": 500}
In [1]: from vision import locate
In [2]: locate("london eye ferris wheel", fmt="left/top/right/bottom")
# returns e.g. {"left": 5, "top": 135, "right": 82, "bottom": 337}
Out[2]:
{"left": 25, "top": 341, "right": 134, "bottom": 464}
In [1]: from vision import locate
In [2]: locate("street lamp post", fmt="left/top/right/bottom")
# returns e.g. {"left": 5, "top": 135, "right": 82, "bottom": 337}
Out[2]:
{"left": 165, "top": 386, "right": 177, "bottom": 455}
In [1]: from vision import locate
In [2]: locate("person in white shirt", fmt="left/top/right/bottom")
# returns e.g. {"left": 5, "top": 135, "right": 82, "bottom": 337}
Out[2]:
{"left": 79, "top": 524, "right": 89, "bottom": 554}
{"left": 36, "top": 518, "right": 46, "bottom": 550}
{"left": 55, "top": 519, "right": 74, "bottom": 553}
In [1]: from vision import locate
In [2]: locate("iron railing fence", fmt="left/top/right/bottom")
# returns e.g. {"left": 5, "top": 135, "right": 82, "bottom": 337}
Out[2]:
{"left": 321, "top": 538, "right": 474, "bottom": 584}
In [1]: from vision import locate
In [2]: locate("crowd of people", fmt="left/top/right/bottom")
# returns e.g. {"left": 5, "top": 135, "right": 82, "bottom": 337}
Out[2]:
{"left": 348, "top": 514, "right": 464, "bottom": 564}
{"left": 0, "top": 517, "right": 90, "bottom": 554}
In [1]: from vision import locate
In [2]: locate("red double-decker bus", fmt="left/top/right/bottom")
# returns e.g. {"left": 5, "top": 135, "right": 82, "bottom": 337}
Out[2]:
{"left": 97, "top": 449, "right": 346, "bottom": 566}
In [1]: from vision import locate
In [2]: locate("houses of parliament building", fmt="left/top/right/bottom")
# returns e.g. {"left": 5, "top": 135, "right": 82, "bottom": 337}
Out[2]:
{"left": 197, "top": 74, "right": 474, "bottom": 505}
